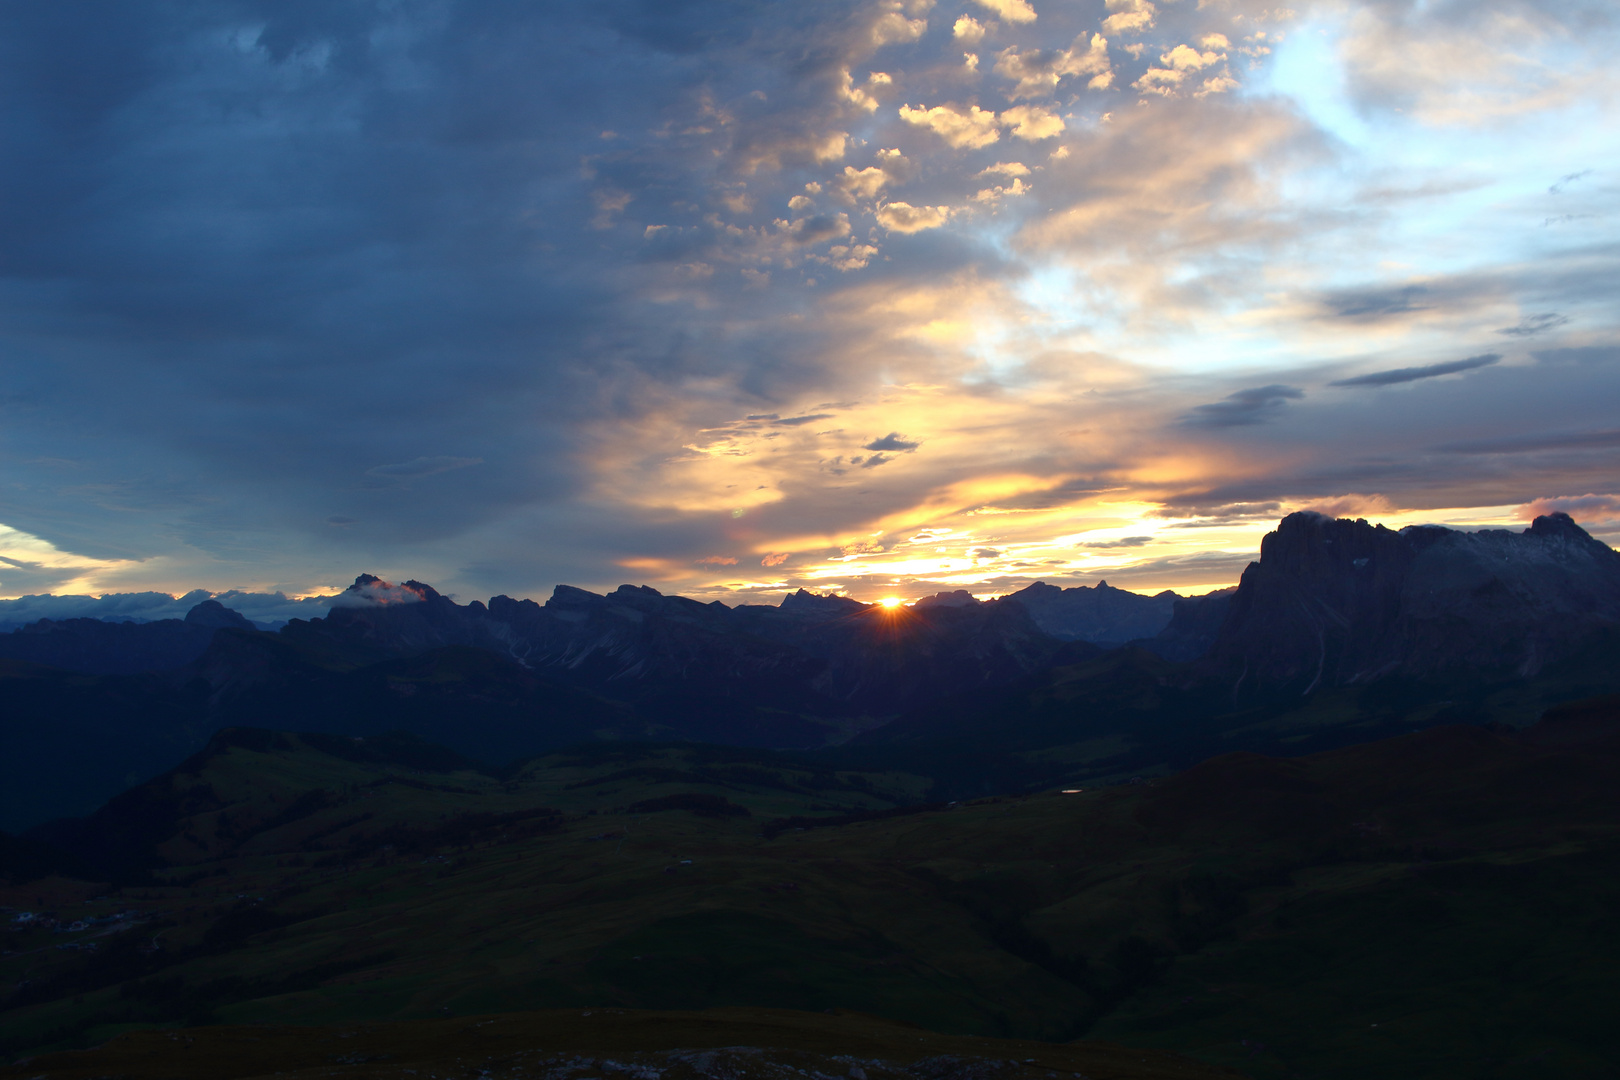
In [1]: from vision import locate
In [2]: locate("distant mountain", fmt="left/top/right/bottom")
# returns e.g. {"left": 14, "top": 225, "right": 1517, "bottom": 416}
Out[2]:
{"left": 270, "top": 575, "right": 1066, "bottom": 715}
{"left": 0, "top": 604, "right": 225, "bottom": 675}
{"left": 1207, "top": 511, "right": 1620, "bottom": 694}
{"left": 1132, "top": 588, "right": 1235, "bottom": 663}
{"left": 999, "top": 580, "right": 1183, "bottom": 645}
{"left": 911, "top": 580, "right": 1188, "bottom": 647}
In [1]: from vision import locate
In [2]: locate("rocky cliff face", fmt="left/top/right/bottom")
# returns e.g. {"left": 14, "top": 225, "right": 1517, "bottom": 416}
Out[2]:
{"left": 1208, "top": 511, "right": 1620, "bottom": 693}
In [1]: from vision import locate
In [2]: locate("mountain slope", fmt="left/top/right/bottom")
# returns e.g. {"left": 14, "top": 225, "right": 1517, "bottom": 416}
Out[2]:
{"left": 4, "top": 701, "right": 1617, "bottom": 1078}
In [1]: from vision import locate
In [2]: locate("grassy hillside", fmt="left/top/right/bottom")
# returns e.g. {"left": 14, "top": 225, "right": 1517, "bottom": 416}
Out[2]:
{"left": 3, "top": 701, "right": 1618, "bottom": 1078}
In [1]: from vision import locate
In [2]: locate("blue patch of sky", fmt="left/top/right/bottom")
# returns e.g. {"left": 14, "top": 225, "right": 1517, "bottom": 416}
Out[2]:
{"left": 1245, "top": 10, "right": 1619, "bottom": 307}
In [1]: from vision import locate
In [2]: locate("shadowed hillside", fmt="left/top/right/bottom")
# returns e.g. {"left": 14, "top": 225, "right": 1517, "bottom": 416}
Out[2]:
{"left": 4, "top": 698, "right": 1617, "bottom": 1078}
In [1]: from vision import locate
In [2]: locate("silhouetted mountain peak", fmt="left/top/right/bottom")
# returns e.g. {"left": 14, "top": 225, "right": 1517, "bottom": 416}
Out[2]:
{"left": 1003, "top": 579, "right": 1180, "bottom": 644}
{"left": 403, "top": 579, "right": 444, "bottom": 602}
{"left": 547, "top": 584, "right": 604, "bottom": 609}
{"left": 1527, "top": 510, "right": 1601, "bottom": 543}
{"left": 183, "top": 599, "right": 255, "bottom": 631}
{"left": 914, "top": 589, "right": 979, "bottom": 608}
{"left": 779, "top": 589, "right": 867, "bottom": 616}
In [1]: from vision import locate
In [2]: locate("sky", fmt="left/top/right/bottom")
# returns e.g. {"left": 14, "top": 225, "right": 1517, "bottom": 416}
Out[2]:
{"left": 2, "top": 0, "right": 1618, "bottom": 613}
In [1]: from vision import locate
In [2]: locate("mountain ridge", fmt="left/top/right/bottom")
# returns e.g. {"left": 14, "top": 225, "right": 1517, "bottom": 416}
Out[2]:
{"left": 2, "top": 511, "right": 1617, "bottom": 832}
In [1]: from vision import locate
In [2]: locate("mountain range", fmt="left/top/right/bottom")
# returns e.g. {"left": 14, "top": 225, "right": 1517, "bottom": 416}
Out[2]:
{"left": 2, "top": 511, "right": 1617, "bottom": 832}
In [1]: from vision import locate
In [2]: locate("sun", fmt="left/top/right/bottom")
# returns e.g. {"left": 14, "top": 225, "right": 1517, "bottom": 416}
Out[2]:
{"left": 879, "top": 596, "right": 903, "bottom": 608}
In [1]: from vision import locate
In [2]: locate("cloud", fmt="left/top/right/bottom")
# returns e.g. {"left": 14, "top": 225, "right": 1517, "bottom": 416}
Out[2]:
{"left": 1183, "top": 385, "right": 1304, "bottom": 427}
{"left": 837, "top": 69, "right": 893, "bottom": 114}
{"left": 995, "top": 34, "right": 1112, "bottom": 98}
{"left": 778, "top": 213, "right": 853, "bottom": 246}
{"left": 1337, "top": 4, "right": 1617, "bottom": 125}
{"left": 1549, "top": 171, "right": 1591, "bottom": 195}
{"left": 1436, "top": 429, "right": 1620, "bottom": 455}
{"left": 870, "top": 7, "right": 928, "bottom": 47}
{"left": 1291, "top": 494, "right": 1394, "bottom": 519}
{"left": 1319, "top": 284, "right": 1436, "bottom": 319}
{"left": 861, "top": 453, "right": 894, "bottom": 468}
{"left": 975, "top": 0, "right": 1038, "bottom": 24}
{"left": 1497, "top": 313, "right": 1569, "bottom": 336}
{"left": 1134, "top": 68, "right": 1185, "bottom": 95}
{"left": 954, "top": 16, "right": 986, "bottom": 44}
{"left": 876, "top": 202, "right": 953, "bottom": 232}
{"left": 840, "top": 166, "right": 890, "bottom": 199}
{"left": 863, "top": 432, "right": 920, "bottom": 451}
{"left": 973, "top": 177, "right": 1031, "bottom": 202}
{"left": 365, "top": 456, "right": 483, "bottom": 480}
{"left": 1329, "top": 353, "right": 1500, "bottom": 388}
{"left": 1000, "top": 104, "right": 1065, "bottom": 140}
{"left": 1517, "top": 493, "right": 1620, "bottom": 522}
{"left": 328, "top": 577, "right": 430, "bottom": 608}
{"left": 1194, "top": 75, "right": 1238, "bottom": 97}
{"left": 760, "top": 552, "right": 791, "bottom": 567}
{"left": 1080, "top": 535, "right": 1153, "bottom": 548}
{"left": 837, "top": 148, "right": 911, "bottom": 201}
{"left": 1152, "top": 500, "right": 1283, "bottom": 522}
{"left": 898, "top": 103, "right": 1002, "bottom": 148}
{"left": 979, "top": 161, "right": 1030, "bottom": 178}
{"left": 1160, "top": 44, "right": 1222, "bottom": 71}
{"left": 1102, "top": 0, "right": 1155, "bottom": 35}
{"left": 696, "top": 555, "right": 739, "bottom": 565}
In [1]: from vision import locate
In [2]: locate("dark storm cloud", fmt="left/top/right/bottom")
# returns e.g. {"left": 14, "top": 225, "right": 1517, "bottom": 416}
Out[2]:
{"left": 1329, "top": 353, "right": 1500, "bottom": 388}
{"left": 1182, "top": 385, "right": 1305, "bottom": 428}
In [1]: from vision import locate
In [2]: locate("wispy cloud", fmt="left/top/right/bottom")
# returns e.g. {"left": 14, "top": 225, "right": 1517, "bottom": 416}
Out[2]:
{"left": 366, "top": 457, "right": 484, "bottom": 481}
{"left": 1183, "top": 385, "right": 1305, "bottom": 427}
{"left": 1330, "top": 354, "right": 1500, "bottom": 388}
